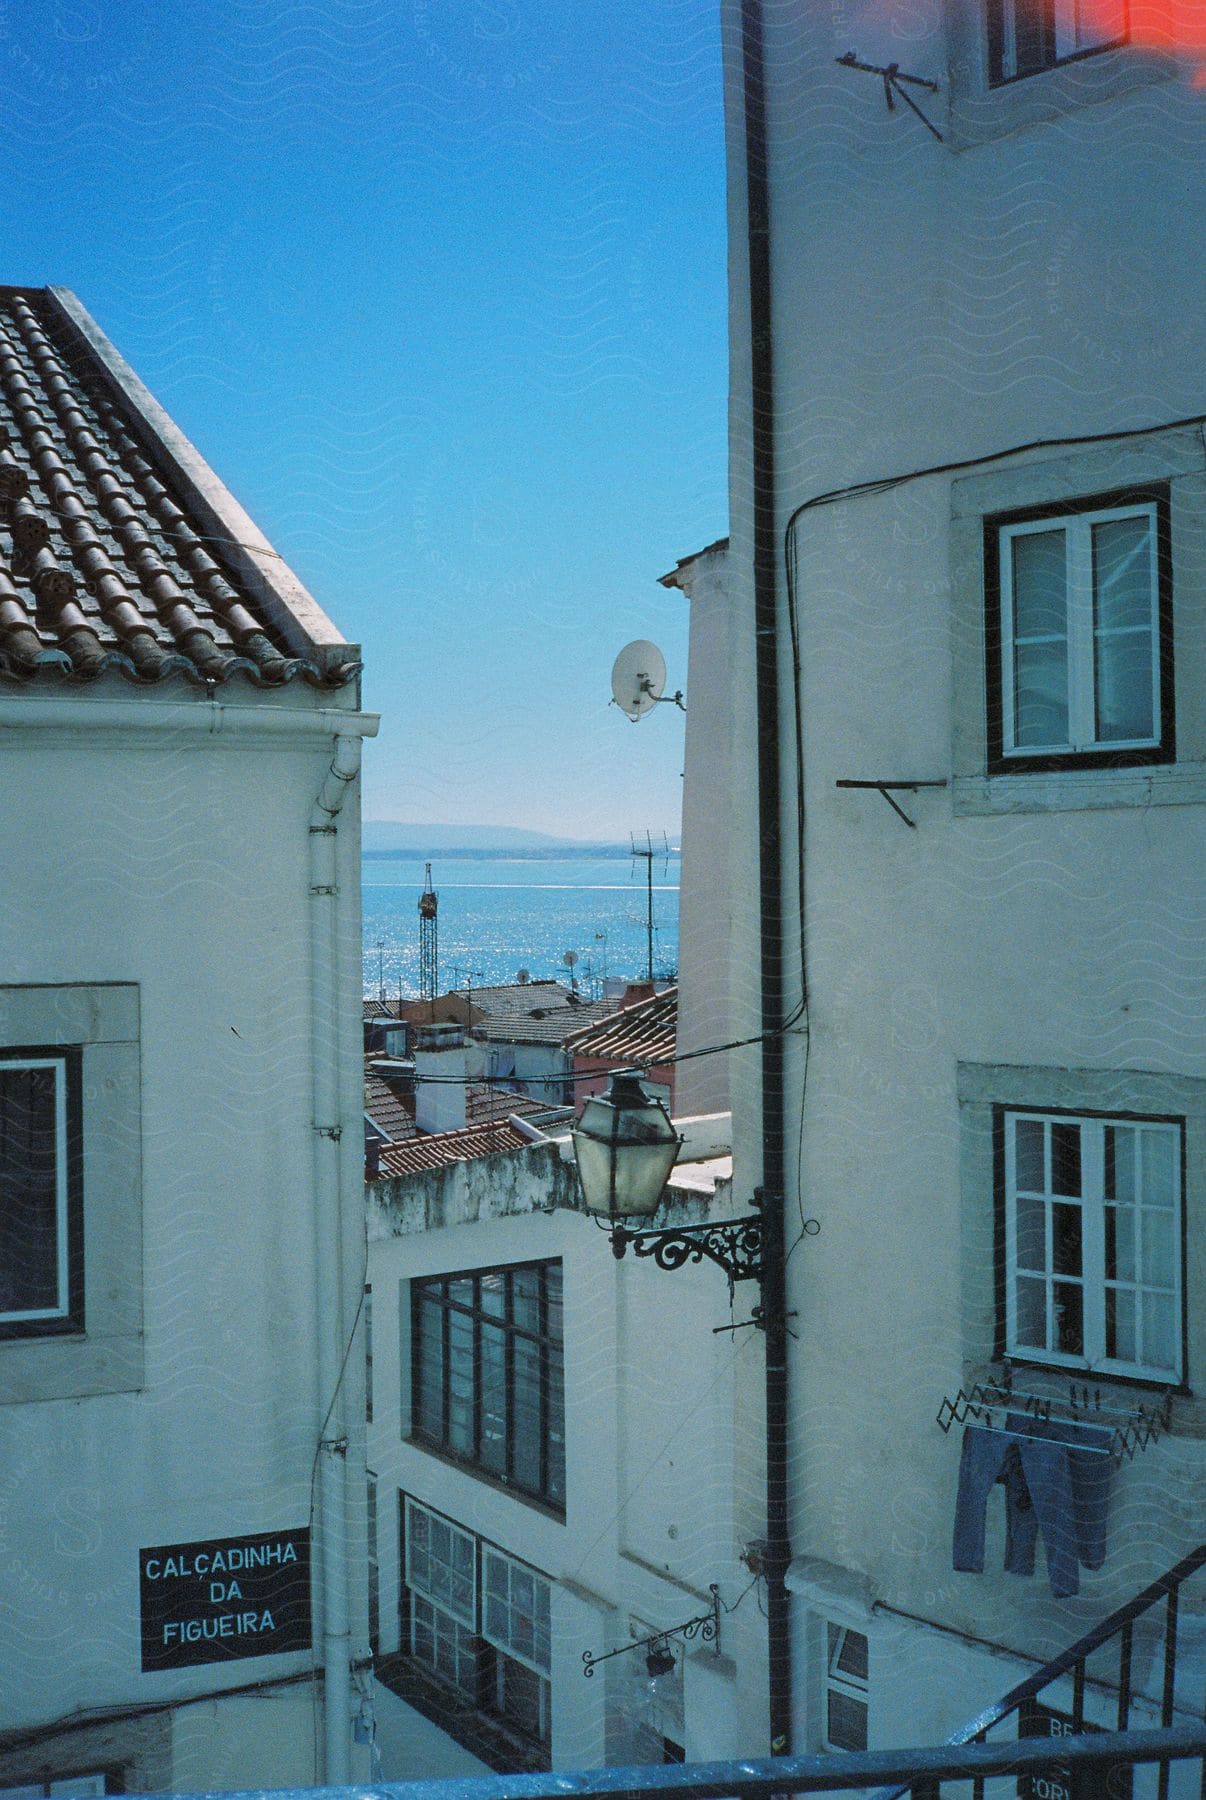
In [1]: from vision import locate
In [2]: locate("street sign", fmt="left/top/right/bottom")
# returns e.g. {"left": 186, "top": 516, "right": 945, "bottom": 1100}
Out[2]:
{"left": 140, "top": 1527, "right": 311, "bottom": 1672}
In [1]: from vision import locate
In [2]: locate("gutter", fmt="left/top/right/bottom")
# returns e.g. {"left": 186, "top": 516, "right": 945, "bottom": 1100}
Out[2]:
{"left": 309, "top": 732, "right": 368, "bottom": 1783}
{"left": 739, "top": 0, "right": 794, "bottom": 1756}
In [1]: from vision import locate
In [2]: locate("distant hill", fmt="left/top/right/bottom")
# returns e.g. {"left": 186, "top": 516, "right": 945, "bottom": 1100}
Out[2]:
{"left": 362, "top": 821, "right": 645, "bottom": 855}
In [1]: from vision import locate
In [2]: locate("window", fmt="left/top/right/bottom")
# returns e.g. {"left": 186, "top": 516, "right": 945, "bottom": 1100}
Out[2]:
{"left": 986, "top": 489, "right": 1171, "bottom": 771}
{"left": 1000, "top": 1109, "right": 1184, "bottom": 1383}
{"left": 823, "top": 1624, "right": 868, "bottom": 1752}
{"left": 0, "top": 1050, "right": 82, "bottom": 1338}
{"left": 411, "top": 1260, "right": 565, "bottom": 1507}
{"left": 401, "top": 1497, "right": 552, "bottom": 1763}
{"left": 986, "top": 0, "right": 1126, "bottom": 83}
{"left": 0, "top": 984, "right": 142, "bottom": 1403}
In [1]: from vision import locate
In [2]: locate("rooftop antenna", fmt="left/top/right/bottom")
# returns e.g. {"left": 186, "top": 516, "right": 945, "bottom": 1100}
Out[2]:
{"left": 610, "top": 640, "right": 685, "bottom": 722}
{"left": 418, "top": 863, "right": 438, "bottom": 1019}
{"left": 376, "top": 936, "right": 386, "bottom": 1003}
{"left": 563, "top": 949, "right": 579, "bottom": 996}
{"left": 630, "top": 832, "right": 669, "bottom": 985}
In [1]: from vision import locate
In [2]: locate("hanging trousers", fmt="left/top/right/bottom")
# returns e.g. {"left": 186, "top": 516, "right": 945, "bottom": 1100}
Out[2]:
{"left": 952, "top": 1416, "right": 1112, "bottom": 1599}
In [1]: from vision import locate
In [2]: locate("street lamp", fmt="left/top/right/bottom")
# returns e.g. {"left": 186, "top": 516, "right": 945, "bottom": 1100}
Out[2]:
{"left": 572, "top": 1072, "right": 682, "bottom": 1231}
{"left": 572, "top": 1070, "right": 774, "bottom": 1288}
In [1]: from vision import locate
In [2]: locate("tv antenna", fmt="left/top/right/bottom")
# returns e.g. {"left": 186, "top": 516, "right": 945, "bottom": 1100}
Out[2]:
{"left": 630, "top": 832, "right": 670, "bottom": 983}
{"left": 610, "top": 640, "right": 685, "bottom": 722}
{"left": 562, "top": 949, "right": 579, "bottom": 996}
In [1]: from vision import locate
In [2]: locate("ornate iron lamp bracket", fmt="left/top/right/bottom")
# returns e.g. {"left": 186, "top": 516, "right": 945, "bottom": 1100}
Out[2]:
{"left": 608, "top": 1214, "right": 766, "bottom": 1283}
{"left": 582, "top": 1585, "right": 720, "bottom": 1678}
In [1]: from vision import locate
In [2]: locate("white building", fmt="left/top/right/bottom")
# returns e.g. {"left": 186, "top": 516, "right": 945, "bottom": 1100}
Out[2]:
{"left": 364, "top": 1113, "right": 771, "bottom": 1780}
{"left": 0, "top": 286, "right": 377, "bottom": 1793}
{"left": 718, "top": 0, "right": 1206, "bottom": 1767}
{"left": 659, "top": 541, "right": 733, "bottom": 1121}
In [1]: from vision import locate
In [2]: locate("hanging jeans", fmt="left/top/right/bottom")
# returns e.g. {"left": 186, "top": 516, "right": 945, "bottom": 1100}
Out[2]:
{"left": 952, "top": 1416, "right": 1112, "bottom": 1598}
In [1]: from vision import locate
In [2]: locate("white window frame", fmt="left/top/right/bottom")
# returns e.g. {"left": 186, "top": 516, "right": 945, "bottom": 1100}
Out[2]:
{"left": 0, "top": 1055, "right": 71, "bottom": 1327}
{"left": 987, "top": 0, "right": 1127, "bottom": 84}
{"left": 402, "top": 1497, "right": 553, "bottom": 1751}
{"left": 822, "top": 1622, "right": 869, "bottom": 1753}
{"left": 999, "top": 499, "right": 1161, "bottom": 760}
{"left": 1003, "top": 1110, "right": 1184, "bottom": 1383}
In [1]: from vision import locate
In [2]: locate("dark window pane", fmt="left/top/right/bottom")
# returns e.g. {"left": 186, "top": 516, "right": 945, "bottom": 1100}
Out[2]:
{"left": 0, "top": 1065, "right": 61, "bottom": 1318}
{"left": 447, "top": 1309, "right": 474, "bottom": 1454}
{"left": 1014, "top": 1276, "right": 1047, "bottom": 1348}
{"left": 1016, "top": 1195, "right": 1046, "bottom": 1272}
{"left": 1051, "top": 1203, "right": 1082, "bottom": 1276}
{"left": 511, "top": 1266, "right": 541, "bottom": 1331}
{"left": 1050, "top": 1122, "right": 1081, "bottom": 1196}
{"left": 511, "top": 1337, "right": 543, "bottom": 1493}
{"left": 491, "top": 1652, "right": 548, "bottom": 1743}
{"left": 835, "top": 1629, "right": 868, "bottom": 1681}
{"left": 479, "top": 1271, "right": 506, "bottom": 1318}
{"left": 479, "top": 1321, "right": 507, "bottom": 1475}
{"left": 827, "top": 1690, "right": 867, "bottom": 1753}
{"left": 546, "top": 1348, "right": 566, "bottom": 1503}
{"left": 415, "top": 1295, "right": 445, "bottom": 1439}
{"left": 1054, "top": 1282, "right": 1083, "bottom": 1355}
{"left": 1014, "top": 1117, "right": 1045, "bottom": 1192}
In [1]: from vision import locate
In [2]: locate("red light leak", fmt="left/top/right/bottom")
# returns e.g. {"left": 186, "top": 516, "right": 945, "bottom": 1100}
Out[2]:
{"left": 1066, "top": 0, "right": 1206, "bottom": 83}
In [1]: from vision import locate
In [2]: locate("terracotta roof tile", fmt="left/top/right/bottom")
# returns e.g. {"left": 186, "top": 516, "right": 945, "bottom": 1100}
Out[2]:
{"left": 377, "top": 1120, "right": 532, "bottom": 1176}
{"left": 0, "top": 287, "right": 358, "bottom": 690}
{"left": 564, "top": 985, "right": 677, "bottom": 1063}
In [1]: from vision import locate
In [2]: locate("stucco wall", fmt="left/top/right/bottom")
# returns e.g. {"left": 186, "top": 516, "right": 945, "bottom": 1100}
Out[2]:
{"left": 0, "top": 698, "right": 369, "bottom": 1789}
{"left": 366, "top": 1147, "right": 768, "bottom": 1772}
{"left": 722, "top": 0, "right": 1206, "bottom": 1753}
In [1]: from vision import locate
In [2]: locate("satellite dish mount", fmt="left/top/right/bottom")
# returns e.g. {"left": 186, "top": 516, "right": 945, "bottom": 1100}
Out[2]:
{"left": 610, "top": 640, "right": 685, "bottom": 723}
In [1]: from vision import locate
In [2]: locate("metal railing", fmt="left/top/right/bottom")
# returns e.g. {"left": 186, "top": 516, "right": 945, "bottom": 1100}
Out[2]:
{"left": 874, "top": 1541, "right": 1206, "bottom": 1800}
{"left": 151, "top": 1727, "right": 1206, "bottom": 1800}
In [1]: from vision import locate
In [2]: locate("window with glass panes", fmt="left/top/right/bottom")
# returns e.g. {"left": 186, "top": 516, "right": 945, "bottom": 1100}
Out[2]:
{"left": 985, "top": 0, "right": 1126, "bottom": 84}
{"left": 401, "top": 1498, "right": 552, "bottom": 1753}
{"left": 411, "top": 1261, "right": 565, "bottom": 1506}
{"left": 1000, "top": 1110, "right": 1184, "bottom": 1382}
{"left": 823, "top": 1624, "right": 868, "bottom": 1752}
{"left": 403, "top": 1498, "right": 478, "bottom": 1696}
{"left": 986, "top": 490, "right": 1171, "bottom": 771}
{"left": 0, "top": 1049, "right": 81, "bottom": 1338}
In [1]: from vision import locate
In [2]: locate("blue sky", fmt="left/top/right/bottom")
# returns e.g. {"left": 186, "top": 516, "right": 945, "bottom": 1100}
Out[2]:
{"left": 2, "top": 0, "right": 728, "bottom": 840}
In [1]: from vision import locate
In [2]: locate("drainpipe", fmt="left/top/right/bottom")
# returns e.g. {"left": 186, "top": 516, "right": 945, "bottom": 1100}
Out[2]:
{"left": 739, "top": 0, "right": 794, "bottom": 1758}
{"left": 310, "top": 733, "right": 362, "bottom": 1784}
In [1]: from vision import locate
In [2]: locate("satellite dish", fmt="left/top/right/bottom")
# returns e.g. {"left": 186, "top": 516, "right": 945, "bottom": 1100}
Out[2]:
{"left": 611, "top": 640, "right": 667, "bottom": 722}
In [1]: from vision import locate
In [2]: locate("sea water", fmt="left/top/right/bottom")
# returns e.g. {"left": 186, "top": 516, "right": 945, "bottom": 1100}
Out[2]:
{"left": 361, "top": 851, "right": 679, "bottom": 1000}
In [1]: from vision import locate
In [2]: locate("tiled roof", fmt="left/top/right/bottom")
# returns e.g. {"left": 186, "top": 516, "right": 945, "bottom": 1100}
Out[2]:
{"left": 364, "top": 1072, "right": 416, "bottom": 1142}
{"left": 363, "top": 1000, "right": 401, "bottom": 1022}
{"left": 465, "top": 1085, "right": 554, "bottom": 1127}
{"left": 0, "top": 286, "right": 358, "bottom": 690}
{"left": 564, "top": 984, "right": 677, "bottom": 1063}
{"left": 377, "top": 1119, "right": 532, "bottom": 1176}
{"left": 364, "top": 1065, "right": 552, "bottom": 1147}
{"left": 480, "top": 997, "right": 619, "bottom": 1045}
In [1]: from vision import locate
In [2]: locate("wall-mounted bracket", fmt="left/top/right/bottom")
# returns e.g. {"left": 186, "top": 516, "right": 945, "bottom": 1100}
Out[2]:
{"left": 835, "top": 778, "right": 948, "bottom": 828}
{"left": 582, "top": 1585, "right": 720, "bottom": 1678}
{"left": 836, "top": 51, "right": 944, "bottom": 141}
{"left": 609, "top": 1214, "right": 766, "bottom": 1283}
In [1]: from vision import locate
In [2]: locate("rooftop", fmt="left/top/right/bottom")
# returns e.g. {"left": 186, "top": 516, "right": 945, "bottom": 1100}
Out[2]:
{"left": 0, "top": 286, "right": 358, "bottom": 690}
{"left": 376, "top": 1119, "right": 534, "bottom": 1176}
{"left": 564, "top": 983, "right": 677, "bottom": 1065}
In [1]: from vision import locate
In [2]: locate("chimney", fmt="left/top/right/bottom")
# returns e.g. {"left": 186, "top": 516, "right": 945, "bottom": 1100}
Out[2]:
{"left": 413, "top": 1022, "right": 467, "bottom": 1135}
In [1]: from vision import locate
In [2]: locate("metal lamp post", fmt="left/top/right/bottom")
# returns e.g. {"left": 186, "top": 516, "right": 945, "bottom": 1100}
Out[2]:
{"left": 572, "top": 1071, "right": 776, "bottom": 1288}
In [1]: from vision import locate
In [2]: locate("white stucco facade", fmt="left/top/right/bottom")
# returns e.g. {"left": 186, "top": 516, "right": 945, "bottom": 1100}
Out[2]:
{"left": 662, "top": 542, "right": 734, "bottom": 1121}
{"left": 720, "top": 0, "right": 1206, "bottom": 1764}
{"left": 364, "top": 1134, "right": 769, "bottom": 1779}
{"left": 0, "top": 689, "right": 377, "bottom": 1794}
